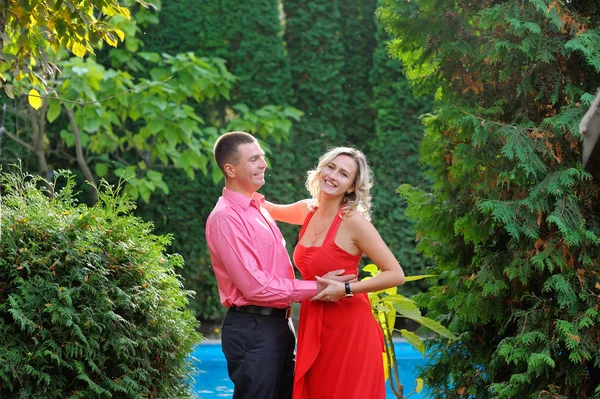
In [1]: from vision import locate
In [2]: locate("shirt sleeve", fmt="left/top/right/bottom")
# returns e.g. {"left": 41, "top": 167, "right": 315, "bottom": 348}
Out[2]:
{"left": 208, "top": 213, "right": 317, "bottom": 306}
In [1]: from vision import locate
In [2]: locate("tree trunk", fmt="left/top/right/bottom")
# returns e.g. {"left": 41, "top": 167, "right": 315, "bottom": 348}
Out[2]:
{"left": 67, "top": 108, "right": 98, "bottom": 203}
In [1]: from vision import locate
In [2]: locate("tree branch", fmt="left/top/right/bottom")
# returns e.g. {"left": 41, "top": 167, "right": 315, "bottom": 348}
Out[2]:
{"left": 11, "top": 77, "right": 172, "bottom": 107}
{"left": 1, "top": 126, "right": 35, "bottom": 152}
{"left": 66, "top": 108, "right": 98, "bottom": 203}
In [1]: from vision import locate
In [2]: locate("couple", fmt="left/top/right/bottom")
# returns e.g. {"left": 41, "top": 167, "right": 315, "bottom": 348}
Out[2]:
{"left": 205, "top": 131, "right": 406, "bottom": 399}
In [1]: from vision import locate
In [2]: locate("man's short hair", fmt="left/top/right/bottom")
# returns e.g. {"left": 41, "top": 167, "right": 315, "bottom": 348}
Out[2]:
{"left": 213, "top": 131, "right": 256, "bottom": 173}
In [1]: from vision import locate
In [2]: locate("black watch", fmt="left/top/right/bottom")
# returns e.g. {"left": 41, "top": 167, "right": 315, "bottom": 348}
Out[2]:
{"left": 344, "top": 282, "right": 353, "bottom": 298}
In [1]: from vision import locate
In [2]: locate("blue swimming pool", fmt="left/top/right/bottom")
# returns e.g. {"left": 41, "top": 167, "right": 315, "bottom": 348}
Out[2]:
{"left": 191, "top": 340, "right": 426, "bottom": 398}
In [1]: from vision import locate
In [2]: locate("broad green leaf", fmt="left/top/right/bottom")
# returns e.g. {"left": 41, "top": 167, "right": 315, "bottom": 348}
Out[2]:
{"left": 416, "top": 316, "right": 457, "bottom": 340}
{"left": 28, "top": 89, "right": 42, "bottom": 110}
{"left": 400, "top": 329, "right": 425, "bottom": 355}
{"left": 387, "top": 297, "right": 422, "bottom": 319}
{"left": 47, "top": 101, "right": 61, "bottom": 123}
{"left": 60, "top": 129, "right": 75, "bottom": 148}
{"left": 95, "top": 163, "right": 108, "bottom": 177}
{"left": 146, "top": 170, "right": 162, "bottom": 182}
{"left": 155, "top": 180, "right": 169, "bottom": 195}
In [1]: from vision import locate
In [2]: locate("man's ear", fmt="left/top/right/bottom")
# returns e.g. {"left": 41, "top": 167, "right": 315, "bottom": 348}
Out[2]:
{"left": 224, "top": 163, "right": 235, "bottom": 179}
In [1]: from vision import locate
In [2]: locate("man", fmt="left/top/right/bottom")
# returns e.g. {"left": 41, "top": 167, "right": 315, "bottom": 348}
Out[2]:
{"left": 206, "top": 131, "right": 352, "bottom": 399}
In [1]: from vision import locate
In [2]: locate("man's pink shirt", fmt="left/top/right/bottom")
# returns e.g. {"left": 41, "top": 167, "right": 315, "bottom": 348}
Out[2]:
{"left": 206, "top": 188, "right": 317, "bottom": 308}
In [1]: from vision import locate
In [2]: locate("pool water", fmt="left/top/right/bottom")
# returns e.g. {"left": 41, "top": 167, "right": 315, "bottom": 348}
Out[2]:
{"left": 191, "top": 341, "right": 426, "bottom": 398}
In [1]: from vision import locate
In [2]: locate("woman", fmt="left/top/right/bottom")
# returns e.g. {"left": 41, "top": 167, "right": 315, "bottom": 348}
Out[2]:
{"left": 264, "top": 147, "right": 406, "bottom": 399}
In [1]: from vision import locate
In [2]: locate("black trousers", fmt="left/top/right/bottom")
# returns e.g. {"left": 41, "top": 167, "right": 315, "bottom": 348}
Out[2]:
{"left": 221, "top": 309, "right": 296, "bottom": 399}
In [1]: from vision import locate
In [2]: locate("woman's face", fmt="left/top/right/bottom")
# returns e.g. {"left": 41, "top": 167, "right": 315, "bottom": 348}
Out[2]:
{"left": 319, "top": 154, "right": 358, "bottom": 199}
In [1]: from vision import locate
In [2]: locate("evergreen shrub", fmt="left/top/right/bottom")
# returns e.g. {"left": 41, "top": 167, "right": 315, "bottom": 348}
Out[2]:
{"left": 0, "top": 169, "right": 201, "bottom": 398}
{"left": 379, "top": 0, "right": 600, "bottom": 397}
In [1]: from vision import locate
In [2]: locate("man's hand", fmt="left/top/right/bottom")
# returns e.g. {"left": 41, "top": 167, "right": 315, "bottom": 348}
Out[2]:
{"left": 311, "top": 276, "right": 346, "bottom": 302}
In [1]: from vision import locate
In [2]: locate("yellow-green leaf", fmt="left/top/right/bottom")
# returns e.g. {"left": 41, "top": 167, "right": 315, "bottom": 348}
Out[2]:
{"left": 362, "top": 263, "right": 380, "bottom": 276}
{"left": 105, "top": 32, "right": 118, "bottom": 47}
{"left": 28, "top": 89, "right": 42, "bottom": 110}
{"left": 113, "top": 28, "right": 125, "bottom": 42}
{"left": 405, "top": 274, "right": 437, "bottom": 282}
{"left": 416, "top": 378, "right": 424, "bottom": 393}
{"left": 72, "top": 41, "right": 87, "bottom": 57}
{"left": 117, "top": 7, "right": 131, "bottom": 19}
{"left": 0, "top": 71, "right": 5, "bottom": 82}
{"left": 400, "top": 329, "right": 425, "bottom": 355}
{"left": 101, "top": 6, "right": 116, "bottom": 16}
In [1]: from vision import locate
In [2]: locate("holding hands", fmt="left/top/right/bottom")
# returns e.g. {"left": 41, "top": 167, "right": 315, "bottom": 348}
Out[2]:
{"left": 313, "top": 269, "right": 354, "bottom": 302}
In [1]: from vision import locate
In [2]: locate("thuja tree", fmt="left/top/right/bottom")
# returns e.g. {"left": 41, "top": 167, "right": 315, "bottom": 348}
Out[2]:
{"left": 368, "top": 21, "right": 432, "bottom": 293}
{"left": 0, "top": 169, "right": 201, "bottom": 398}
{"left": 378, "top": 0, "right": 600, "bottom": 398}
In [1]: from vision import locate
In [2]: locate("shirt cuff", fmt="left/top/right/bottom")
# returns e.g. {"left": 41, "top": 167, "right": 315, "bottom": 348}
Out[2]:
{"left": 292, "top": 280, "right": 319, "bottom": 302}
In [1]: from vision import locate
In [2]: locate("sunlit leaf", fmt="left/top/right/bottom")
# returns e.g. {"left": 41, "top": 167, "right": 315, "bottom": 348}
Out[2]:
{"left": 405, "top": 274, "right": 437, "bottom": 282}
{"left": 71, "top": 41, "right": 87, "bottom": 57}
{"left": 105, "top": 32, "right": 118, "bottom": 47}
{"left": 363, "top": 263, "right": 380, "bottom": 276}
{"left": 28, "top": 89, "right": 43, "bottom": 110}
{"left": 113, "top": 28, "right": 125, "bottom": 42}
{"left": 383, "top": 352, "right": 389, "bottom": 381}
{"left": 416, "top": 378, "right": 424, "bottom": 393}
{"left": 117, "top": 7, "right": 131, "bottom": 19}
{"left": 388, "top": 296, "right": 422, "bottom": 319}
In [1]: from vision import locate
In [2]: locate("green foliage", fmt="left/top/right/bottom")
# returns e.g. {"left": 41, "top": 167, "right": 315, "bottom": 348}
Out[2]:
{"left": 135, "top": 0, "right": 435, "bottom": 321}
{"left": 368, "top": 20, "right": 433, "bottom": 294}
{"left": 379, "top": 0, "right": 600, "bottom": 397}
{"left": 264, "top": 0, "right": 348, "bottom": 253}
{"left": 339, "top": 0, "right": 377, "bottom": 145}
{"left": 122, "top": 0, "right": 302, "bottom": 321}
{"left": 0, "top": 0, "right": 153, "bottom": 97}
{"left": 0, "top": 167, "right": 201, "bottom": 398}
{"left": 362, "top": 264, "right": 455, "bottom": 398}
{"left": 135, "top": 169, "right": 225, "bottom": 320}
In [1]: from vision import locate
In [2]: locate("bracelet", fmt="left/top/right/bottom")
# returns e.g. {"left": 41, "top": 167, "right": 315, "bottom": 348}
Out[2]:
{"left": 344, "top": 282, "right": 353, "bottom": 298}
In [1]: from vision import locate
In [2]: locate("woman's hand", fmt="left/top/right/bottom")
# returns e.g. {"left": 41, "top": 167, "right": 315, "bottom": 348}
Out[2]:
{"left": 311, "top": 276, "right": 346, "bottom": 302}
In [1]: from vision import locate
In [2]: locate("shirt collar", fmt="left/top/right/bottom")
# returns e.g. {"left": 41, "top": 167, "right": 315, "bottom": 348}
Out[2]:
{"left": 222, "top": 188, "right": 264, "bottom": 210}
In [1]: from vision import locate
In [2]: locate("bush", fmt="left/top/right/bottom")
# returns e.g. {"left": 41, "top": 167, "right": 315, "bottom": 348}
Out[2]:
{"left": 0, "top": 169, "right": 201, "bottom": 398}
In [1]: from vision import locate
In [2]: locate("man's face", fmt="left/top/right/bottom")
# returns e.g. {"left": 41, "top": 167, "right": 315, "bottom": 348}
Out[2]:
{"left": 230, "top": 141, "right": 268, "bottom": 192}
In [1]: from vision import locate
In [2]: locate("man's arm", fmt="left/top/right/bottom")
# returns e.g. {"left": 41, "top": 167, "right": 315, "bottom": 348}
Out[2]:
{"left": 209, "top": 214, "right": 317, "bottom": 306}
{"left": 262, "top": 199, "right": 311, "bottom": 225}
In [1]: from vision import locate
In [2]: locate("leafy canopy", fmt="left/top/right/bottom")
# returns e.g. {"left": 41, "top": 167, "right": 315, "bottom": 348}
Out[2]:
{"left": 0, "top": 0, "right": 154, "bottom": 100}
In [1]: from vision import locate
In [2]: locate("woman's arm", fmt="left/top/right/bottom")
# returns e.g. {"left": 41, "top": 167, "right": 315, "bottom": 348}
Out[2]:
{"left": 312, "top": 214, "right": 405, "bottom": 301}
{"left": 263, "top": 199, "right": 311, "bottom": 225}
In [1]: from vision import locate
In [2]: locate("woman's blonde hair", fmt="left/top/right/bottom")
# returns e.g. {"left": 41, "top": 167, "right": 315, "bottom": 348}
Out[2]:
{"left": 305, "top": 147, "right": 373, "bottom": 220}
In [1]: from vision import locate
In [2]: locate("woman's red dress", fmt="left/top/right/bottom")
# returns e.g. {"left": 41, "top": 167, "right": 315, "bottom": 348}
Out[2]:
{"left": 292, "top": 210, "right": 386, "bottom": 399}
